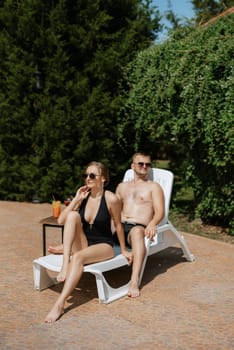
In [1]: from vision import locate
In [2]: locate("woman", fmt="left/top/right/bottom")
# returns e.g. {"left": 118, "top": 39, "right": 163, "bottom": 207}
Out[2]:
{"left": 45, "top": 161, "right": 132, "bottom": 323}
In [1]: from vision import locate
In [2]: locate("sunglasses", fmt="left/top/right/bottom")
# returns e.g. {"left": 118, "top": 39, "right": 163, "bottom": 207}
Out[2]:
{"left": 135, "top": 162, "right": 152, "bottom": 168}
{"left": 82, "top": 173, "right": 101, "bottom": 180}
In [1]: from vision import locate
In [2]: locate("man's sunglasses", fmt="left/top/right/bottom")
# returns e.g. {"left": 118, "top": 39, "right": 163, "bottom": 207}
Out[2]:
{"left": 135, "top": 162, "right": 152, "bottom": 168}
{"left": 83, "top": 173, "right": 101, "bottom": 180}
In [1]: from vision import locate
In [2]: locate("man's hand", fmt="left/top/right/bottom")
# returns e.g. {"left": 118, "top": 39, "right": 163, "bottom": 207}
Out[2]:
{"left": 145, "top": 224, "right": 157, "bottom": 240}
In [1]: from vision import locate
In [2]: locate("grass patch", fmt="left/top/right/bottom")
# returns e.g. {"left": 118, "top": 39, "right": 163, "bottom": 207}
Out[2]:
{"left": 154, "top": 159, "right": 170, "bottom": 169}
{"left": 169, "top": 210, "right": 233, "bottom": 244}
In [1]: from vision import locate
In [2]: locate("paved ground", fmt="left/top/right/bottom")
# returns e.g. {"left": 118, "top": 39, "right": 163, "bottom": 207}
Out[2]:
{"left": 0, "top": 200, "right": 233, "bottom": 350}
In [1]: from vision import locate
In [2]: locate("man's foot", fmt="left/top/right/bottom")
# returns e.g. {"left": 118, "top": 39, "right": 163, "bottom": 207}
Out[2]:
{"left": 45, "top": 303, "right": 64, "bottom": 323}
{"left": 48, "top": 244, "right": 64, "bottom": 254}
{"left": 127, "top": 280, "right": 140, "bottom": 298}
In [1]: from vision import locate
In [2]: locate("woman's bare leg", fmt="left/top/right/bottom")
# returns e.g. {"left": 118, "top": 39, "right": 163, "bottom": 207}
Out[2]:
{"left": 57, "top": 211, "right": 86, "bottom": 282}
{"left": 45, "top": 243, "right": 114, "bottom": 323}
{"left": 128, "top": 227, "right": 146, "bottom": 298}
{"left": 45, "top": 254, "right": 83, "bottom": 322}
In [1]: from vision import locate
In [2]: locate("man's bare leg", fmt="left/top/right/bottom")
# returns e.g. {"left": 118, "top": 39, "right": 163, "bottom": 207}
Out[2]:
{"left": 128, "top": 280, "right": 140, "bottom": 298}
{"left": 128, "top": 227, "right": 146, "bottom": 298}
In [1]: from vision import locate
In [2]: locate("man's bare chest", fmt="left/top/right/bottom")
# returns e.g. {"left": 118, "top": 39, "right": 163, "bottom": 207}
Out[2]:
{"left": 124, "top": 187, "right": 152, "bottom": 204}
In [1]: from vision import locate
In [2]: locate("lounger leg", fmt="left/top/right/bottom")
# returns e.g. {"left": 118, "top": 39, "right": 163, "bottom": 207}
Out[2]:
{"left": 167, "top": 222, "right": 195, "bottom": 262}
{"left": 151, "top": 224, "right": 195, "bottom": 262}
{"left": 87, "top": 269, "right": 130, "bottom": 304}
{"left": 93, "top": 273, "right": 108, "bottom": 302}
{"left": 33, "top": 261, "right": 57, "bottom": 290}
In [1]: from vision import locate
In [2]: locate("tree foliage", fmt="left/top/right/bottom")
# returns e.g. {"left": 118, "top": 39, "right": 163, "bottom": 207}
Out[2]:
{"left": 118, "top": 13, "right": 234, "bottom": 229}
{"left": 0, "top": 0, "right": 160, "bottom": 201}
{"left": 192, "top": 0, "right": 234, "bottom": 24}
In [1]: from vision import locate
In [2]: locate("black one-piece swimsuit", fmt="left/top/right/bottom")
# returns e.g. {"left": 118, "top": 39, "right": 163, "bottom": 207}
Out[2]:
{"left": 79, "top": 191, "right": 114, "bottom": 247}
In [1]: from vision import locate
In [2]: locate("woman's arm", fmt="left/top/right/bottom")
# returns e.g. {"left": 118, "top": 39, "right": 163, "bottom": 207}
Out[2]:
{"left": 57, "top": 186, "right": 90, "bottom": 225}
{"left": 107, "top": 191, "right": 133, "bottom": 264}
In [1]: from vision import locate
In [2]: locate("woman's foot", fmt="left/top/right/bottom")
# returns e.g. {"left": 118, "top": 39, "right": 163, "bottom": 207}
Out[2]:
{"left": 45, "top": 302, "right": 64, "bottom": 323}
{"left": 48, "top": 244, "right": 64, "bottom": 254}
{"left": 128, "top": 280, "right": 140, "bottom": 298}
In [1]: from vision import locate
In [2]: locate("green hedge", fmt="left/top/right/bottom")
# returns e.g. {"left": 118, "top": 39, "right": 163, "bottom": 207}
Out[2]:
{"left": 118, "top": 13, "right": 234, "bottom": 231}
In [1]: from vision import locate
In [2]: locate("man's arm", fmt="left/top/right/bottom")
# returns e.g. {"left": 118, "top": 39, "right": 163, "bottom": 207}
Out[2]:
{"left": 145, "top": 183, "right": 165, "bottom": 239}
{"left": 115, "top": 182, "right": 124, "bottom": 204}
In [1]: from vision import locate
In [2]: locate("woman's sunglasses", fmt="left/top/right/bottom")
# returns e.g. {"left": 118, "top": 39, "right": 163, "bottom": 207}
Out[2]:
{"left": 83, "top": 173, "right": 101, "bottom": 180}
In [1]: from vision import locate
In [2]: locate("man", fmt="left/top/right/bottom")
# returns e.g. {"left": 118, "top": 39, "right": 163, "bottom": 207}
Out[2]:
{"left": 115, "top": 152, "right": 164, "bottom": 297}
{"left": 48, "top": 152, "right": 165, "bottom": 298}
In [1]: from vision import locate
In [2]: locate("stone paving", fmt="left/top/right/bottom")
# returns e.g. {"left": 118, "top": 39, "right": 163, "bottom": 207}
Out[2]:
{"left": 0, "top": 200, "right": 233, "bottom": 350}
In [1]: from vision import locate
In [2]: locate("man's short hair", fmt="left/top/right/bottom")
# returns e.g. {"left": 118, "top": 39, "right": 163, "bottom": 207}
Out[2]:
{"left": 132, "top": 151, "right": 151, "bottom": 162}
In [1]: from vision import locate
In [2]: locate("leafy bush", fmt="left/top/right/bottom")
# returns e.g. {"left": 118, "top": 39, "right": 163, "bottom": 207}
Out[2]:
{"left": 118, "top": 13, "right": 234, "bottom": 230}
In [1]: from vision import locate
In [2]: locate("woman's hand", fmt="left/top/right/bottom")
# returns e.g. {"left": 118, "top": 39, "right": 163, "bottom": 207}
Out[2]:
{"left": 122, "top": 250, "right": 133, "bottom": 265}
{"left": 75, "top": 186, "right": 90, "bottom": 202}
{"left": 57, "top": 186, "right": 90, "bottom": 225}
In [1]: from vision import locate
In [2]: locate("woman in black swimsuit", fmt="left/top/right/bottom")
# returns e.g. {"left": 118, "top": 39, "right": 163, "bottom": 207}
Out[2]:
{"left": 45, "top": 161, "right": 132, "bottom": 323}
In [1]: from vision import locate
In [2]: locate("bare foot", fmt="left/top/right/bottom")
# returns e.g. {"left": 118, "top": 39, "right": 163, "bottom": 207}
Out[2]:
{"left": 48, "top": 244, "right": 64, "bottom": 254}
{"left": 45, "top": 303, "right": 64, "bottom": 323}
{"left": 128, "top": 280, "right": 140, "bottom": 298}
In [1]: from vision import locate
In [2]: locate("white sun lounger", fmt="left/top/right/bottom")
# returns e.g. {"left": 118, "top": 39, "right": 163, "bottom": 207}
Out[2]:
{"left": 123, "top": 168, "right": 195, "bottom": 261}
{"left": 33, "top": 168, "right": 194, "bottom": 303}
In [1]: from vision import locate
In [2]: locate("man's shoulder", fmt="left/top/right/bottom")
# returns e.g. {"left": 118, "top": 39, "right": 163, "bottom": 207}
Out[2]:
{"left": 119, "top": 179, "right": 158, "bottom": 190}
{"left": 116, "top": 181, "right": 134, "bottom": 195}
{"left": 147, "top": 179, "right": 162, "bottom": 188}
{"left": 118, "top": 179, "right": 160, "bottom": 188}
{"left": 148, "top": 180, "right": 160, "bottom": 186}
{"left": 119, "top": 179, "right": 154, "bottom": 185}
{"left": 138, "top": 180, "right": 163, "bottom": 192}
{"left": 105, "top": 190, "right": 119, "bottom": 204}
{"left": 117, "top": 180, "right": 134, "bottom": 188}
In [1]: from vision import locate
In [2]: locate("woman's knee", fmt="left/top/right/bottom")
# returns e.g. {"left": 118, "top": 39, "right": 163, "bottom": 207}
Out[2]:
{"left": 72, "top": 251, "right": 85, "bottom": 266}
{"left": 66, "top": 210, "right": 81, "bottom": 224}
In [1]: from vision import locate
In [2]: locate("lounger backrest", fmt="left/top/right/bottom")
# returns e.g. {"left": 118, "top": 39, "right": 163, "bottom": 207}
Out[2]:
{"left": 122, "top": 168, "right": 174, "bottom": 225}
